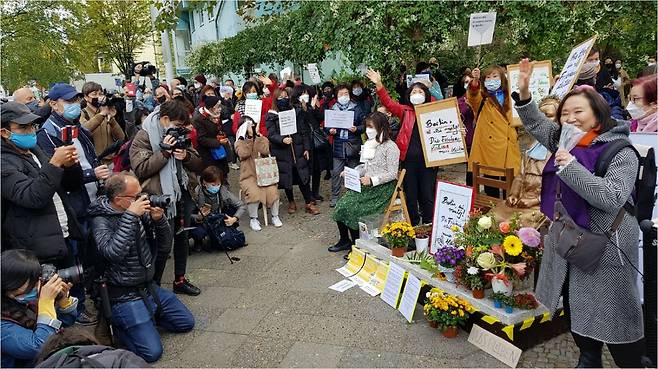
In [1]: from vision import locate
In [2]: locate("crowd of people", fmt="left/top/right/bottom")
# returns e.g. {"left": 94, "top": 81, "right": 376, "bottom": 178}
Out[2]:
{"left": 1, "top": 51, "right": 656, "bottom": 367}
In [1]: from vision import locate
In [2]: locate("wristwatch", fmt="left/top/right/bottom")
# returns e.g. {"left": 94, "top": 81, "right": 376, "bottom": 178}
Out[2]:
{"left": 37, "top": 315, "right": 62, "bottom": 330}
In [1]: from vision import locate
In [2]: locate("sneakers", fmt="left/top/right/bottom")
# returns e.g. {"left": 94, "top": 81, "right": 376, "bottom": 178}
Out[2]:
{"left": 271, "top": 216, "right": 283, "bottom": 227}
{"left": 173, "top": 277, "right": 201, "bottom": 296}
{"left": 229, "top": 163, "right": 240, "bottom": 170}
{"left": 305, "top": 203, "right": 320, "bottom": 215}
{"left": 250, "top": 218, "right": 262, "bottom": 231}
{"left": 330, "top": 198, "right": 338, "bottom": 208}
{"left": 75, "top": 309, "right": 98, "bottom": 326}
{"left": 328, "top": 240, "right": 352, "bottom": 252}
{"left": 287, "top": 201, "right": 297, "bottom": 214}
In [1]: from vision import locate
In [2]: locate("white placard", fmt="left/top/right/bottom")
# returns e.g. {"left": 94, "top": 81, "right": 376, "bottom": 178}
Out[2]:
{"left": 508, "top": 61, "right": 553, "bottom": 119}
{"left": 359, "top": 283, "right": 381, "bottom": 297}
{"left": 380, "top": 262, "right": 406, "bottom": 309}
{"left": 324, "top": 109, "right": 355, "bottom": 129}
{"left": 344, "top": 166, "right": 361, "bottom": 193}
{"left": 406, "top": 74, "right": 431, "bottom": 88}
{"left": 125, "top": 99, "right": 133, "bottom": 113}
{"left": 468, "top": 324, "right": 522, "bottom": 368}
{"left": 307, "top": 63, "right": 322, "bottom": 84}
{"left": 278, "top": 109, "right": 297, "bottom": 136}
{"left": 550, "top": 36, "right": 597, "bottom": 100}
{"left": 280, "top": 66, "right": 292, "bottom": 81}
{"left": 430, "top": 181, "right": 474, "bottom": 253}
{"left": 468, "top": 12, "right": 497, "bottom": 47}
{"left": 397, "top": 273, "right": 422, "bottom": 323}
{"left": 244, "top": 99, "right": 263, "bottom": 125}
{"left": 416, "top": 99, "right": 468, "bottom": 167}
{"left": 328, "top": 279, "right": 356, "bottom": 293}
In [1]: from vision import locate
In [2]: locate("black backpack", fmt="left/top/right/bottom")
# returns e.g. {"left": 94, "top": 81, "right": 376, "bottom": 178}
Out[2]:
{"left": 595, "top": 139, "right": 657, "bottom": 222}
{"left": 204, "top": 213, "right": 246, "bottom": 251}
{"left": 35, "top": 345, "right": 148, "bottom": 368}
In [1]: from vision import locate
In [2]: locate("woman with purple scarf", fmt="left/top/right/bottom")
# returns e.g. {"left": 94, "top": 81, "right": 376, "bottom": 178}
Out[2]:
{"left": 513, "top": 59, "right": 647, "bottom": 368}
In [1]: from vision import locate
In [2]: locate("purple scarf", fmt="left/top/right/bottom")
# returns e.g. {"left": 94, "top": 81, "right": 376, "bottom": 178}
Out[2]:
{"left": 541, "top": 143, "right": 610, "bottom": 229}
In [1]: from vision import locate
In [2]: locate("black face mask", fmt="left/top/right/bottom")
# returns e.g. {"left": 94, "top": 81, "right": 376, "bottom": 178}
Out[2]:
{"left": 276, "top": 98, "right": 290, "bottom": 110}
{"left": 156, "top": 96, "right": 167, "bottom": 104}
{"left": 90, "top": 97, "right": 101, "bottom": 108}
{"left": 323, "top": 90, "right": 333, "bottom": 99}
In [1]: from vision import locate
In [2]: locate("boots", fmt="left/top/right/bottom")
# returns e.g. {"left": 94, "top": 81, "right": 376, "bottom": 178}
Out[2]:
{"left": 287, "top": 201, "right": 297, "bottom": 214}
{"left": 305, "top": 203, "right": 320, "bottom": 215}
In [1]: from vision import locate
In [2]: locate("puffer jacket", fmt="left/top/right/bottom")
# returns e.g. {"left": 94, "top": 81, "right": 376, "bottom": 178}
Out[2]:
{"left": 87, "top": 196, "right": 172, "bottom": 295}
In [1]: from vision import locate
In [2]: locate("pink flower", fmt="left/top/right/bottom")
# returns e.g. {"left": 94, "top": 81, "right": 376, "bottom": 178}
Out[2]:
{"left": 518, "top": 227, "right": 541, "bottom": 248}
{"left": 510, "top": 262, "right": 527, "bottom": 277}
{"left": 499, "top": 222, "right": 510, "bottom": 234}
{"left": 490, "top": 244, "right": 504, "bottom": 257}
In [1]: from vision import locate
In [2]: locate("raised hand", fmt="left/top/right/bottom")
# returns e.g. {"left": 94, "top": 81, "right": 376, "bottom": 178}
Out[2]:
{"left": 518, "top": 58, "right": 534, "bottom": 100}
{"left": 471, "top": 67, "right": 481, "bottom": 81}
{"left": 366, "top": 69, "right": 383, "bottom": 88}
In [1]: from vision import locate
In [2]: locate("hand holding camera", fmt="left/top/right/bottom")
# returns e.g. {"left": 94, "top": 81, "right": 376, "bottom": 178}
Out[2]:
{"left": 50, "top": 145, "right": 78, "bottom": 168}
{"left": 127, "top": 195, "right": 151, "bottom": 217}
{"left": 40, "top": 274, "right": 67, "bottom": 301}
{"left": 94, "top": 164, "right": 111, "bottom": 180}
{"left": 150, "top": 206, "right": 165, "bottom": 221}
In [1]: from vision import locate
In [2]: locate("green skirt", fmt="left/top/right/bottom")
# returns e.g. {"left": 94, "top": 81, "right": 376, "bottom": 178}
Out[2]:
{"left": 332, "top": 181, "right": 396, "bottom": 230}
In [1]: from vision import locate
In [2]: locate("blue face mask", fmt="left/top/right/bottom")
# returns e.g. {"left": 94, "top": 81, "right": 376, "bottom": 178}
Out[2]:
{"left": 10, "top": 131, "right": 37, "bottom": 149}
{"left": 63, "top": 103, "right": 81, "bottom": 121}
{"left": 15, "top": 287, "right": 38, "bottom": 304}
{"left": 206, "top": 185, "right": 220, "bottom": 194}
{"left": 484, "top": 79, "right": 502, "bottom": 92}
{"left": 26, "top": 100, "right": 39, "bottom": 113}
{"left": 246, "top": 93, "right": 258, "bottom": 100}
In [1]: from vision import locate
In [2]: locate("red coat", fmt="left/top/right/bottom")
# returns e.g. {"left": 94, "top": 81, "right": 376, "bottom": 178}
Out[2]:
{"left": 231, "top": 97, "right": 272, "bottom": 136}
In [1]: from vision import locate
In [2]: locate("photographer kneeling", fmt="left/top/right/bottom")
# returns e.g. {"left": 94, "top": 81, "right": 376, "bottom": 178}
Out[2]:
{"left": 87, "top": 173, "right": 194, "bottom": 363}
{"left": 1, "top": 249, "right": 78, "bottom": 368}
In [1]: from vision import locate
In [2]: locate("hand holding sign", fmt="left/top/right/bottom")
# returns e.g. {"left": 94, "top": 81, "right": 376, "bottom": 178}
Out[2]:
{"left": 518, "top": 58, "right": 534, "bottom": 100}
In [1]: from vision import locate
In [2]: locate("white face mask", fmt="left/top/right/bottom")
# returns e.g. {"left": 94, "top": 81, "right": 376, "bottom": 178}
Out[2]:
{"left": 366, "top": 127, "right": 378, "bottom": 140}
{"left": 299, "top": 94, "right": 309, "bottom": 104}
{"left": 194, "top": 82, "right": 202, "bottom": 89}
{"left": 626, "top": 101, "right": 647, "bottom": 119}
{"left": 337, "top": 95, "right": 350, "bottom": 105}
{"left": 409, "top": 93, "right": 425, "bottom": 105}
{"left": 615, "top": 63, "right": 622, "bottom": 69}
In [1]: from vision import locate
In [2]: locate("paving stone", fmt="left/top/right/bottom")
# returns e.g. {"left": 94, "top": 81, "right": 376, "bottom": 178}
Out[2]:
{"left": 278, "top": 342, "right": 346, "bottom": 368}
{"left": 227, "top": 335, "right": 296, "bottom": 368}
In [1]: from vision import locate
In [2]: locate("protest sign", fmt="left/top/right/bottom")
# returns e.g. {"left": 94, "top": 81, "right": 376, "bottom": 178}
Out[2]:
{"left": 550, "top": 36, "right": 597, "bottom": 99}
{"left": 430, "top": 181, "right": 474, "bottom": 253}
{"left": 278, "top": 109, "right": 297, "bottom": 136}
{"left": 468, "top": 12, "right": 497, "bottom": 46}
{"left": 414, "top": 98, "right": 468, "bottom": 167}
{"left": 280, "top": 66, "right": 292, "bottom": 81}
{"left": 307, "top": 63, "right": 322, "bottom": 84}
{"left": 507, "top": 60, "right": 553, "bottom": 123}
{"left": 406, "top": 74, "right": 431, "bottom": 88}
{"left": 469, "top": 324, "right": 522, "bottom": 368}
{"left": 324, "top": 109, "right": 355, "bottom": 129}
{"left": 380, "top": 262, "right": 406, "bottom": 309}
{"left": 344, "top": 166, "right": 361, "bottom": 193}
{"left": 244, "top": 99, "right": 263, "bottom": 125}
{"left": 397, "top": 274, "right": 423, "bottom": 323}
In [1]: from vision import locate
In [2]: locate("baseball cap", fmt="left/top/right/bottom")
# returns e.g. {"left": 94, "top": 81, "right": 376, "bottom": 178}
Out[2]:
{"left": 47, "top": 83, "right": 81, "bottom": 101}
{"left": 1, "top": 101, "right": 41, "bottom": 126}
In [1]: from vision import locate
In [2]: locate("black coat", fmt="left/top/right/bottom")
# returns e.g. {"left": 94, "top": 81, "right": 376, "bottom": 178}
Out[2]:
{"left": 0, "top": 142, "right": 83, "bottom": 262}
{"left": 87, "top": 196, "right": 171, "bottom": 295}
{"left": 265, "top": 108, "right": 312, "bottom": 189}
{"left": 294, "top": 103, "right": 332, "bottom": 173}
{"left": 192, "top": 112, "right": 232, "bottom": 168}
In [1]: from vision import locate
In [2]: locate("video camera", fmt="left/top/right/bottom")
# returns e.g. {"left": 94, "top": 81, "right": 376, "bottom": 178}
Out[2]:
{"left": 138, "top": 62, "right": 157, "bottom": 77}
{"left": 159, "top": 126, "right": 192, "bottom": 151}
{"left": 99, "top": 94, "right": 123, "bottom": 108}
{"left": 41, "top": 264, "right": 84, "bottom": 284}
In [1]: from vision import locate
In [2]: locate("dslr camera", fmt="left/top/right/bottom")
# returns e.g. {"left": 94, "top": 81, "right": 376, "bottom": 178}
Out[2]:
{"left": 148, "top": 194, "right": 171, "bottom": 209}
{"left": 159, "top": 126, "right": 192, "bottom": 151}
{"left": 41, "top": 264, "right": 83, "bottom": 284}
{"left": 99, "top": 94, "right": 122, "bottom": 108}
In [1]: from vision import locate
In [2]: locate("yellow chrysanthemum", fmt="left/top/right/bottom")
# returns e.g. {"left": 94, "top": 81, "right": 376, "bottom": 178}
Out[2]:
{"left": 450, "top": 225, "right": 460, "bottom": 232}
{"left": 503, "top": 235, "right": 523, "bottom": 256}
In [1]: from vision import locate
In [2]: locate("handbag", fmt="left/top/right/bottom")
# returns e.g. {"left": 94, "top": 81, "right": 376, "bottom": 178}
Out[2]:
{"left": 254, "top": 154, "right": 279, "bottom": 187}
{"left": 311, "top": 128, "right": 329, "bottom": 149}
{"left": 211, "top": 146, "right": 227, "bottom": 160}
{"left": 549, "top": 182, "right": 626, "bottom": 274}
{"left": 344, "top": 141, "right": 361, "bottom": 158}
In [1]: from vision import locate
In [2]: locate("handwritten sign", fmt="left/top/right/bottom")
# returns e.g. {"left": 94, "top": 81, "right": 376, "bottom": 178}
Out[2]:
{"left": 550, "top": 36, "right": 597, "bottom": 99}
{"left": 324, "top": 109, "right": 355, "bottom": 129}
{"left": 406, "top": 74, "right": 431, "bottom": 88}
{"left": 278, "top": 109, "right": 297, "bottom": 136}
{"left": 468, "top": 12, "right": 497, "bottom": 47}
{"left": 507, "top": 60, "right": 553, "bottom": 123}
{"left": 344, "top": 166, "right": 361, "bottom": 193}
{"left": 468, "top": 324, "right": 522, "bottom": 368}
{"left": 430, "top": 181, "right": 474, "bottom": 253}
{"left": 414, "top": 98, "right": 468, "bottom": 167}
{"left": 280, "top": 66, "right": 292, "bottom": 81}
{"left": 307, "top": 63, "right": 322, "bottom": 84}
{"left": 244, "top": 99, "right": 263, "bottom": 125}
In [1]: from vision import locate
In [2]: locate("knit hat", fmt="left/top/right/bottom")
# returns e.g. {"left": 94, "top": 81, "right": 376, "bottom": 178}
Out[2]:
{"left": 202, "top": 95, "right": 221, "bottom": 109}
{"left": 194, "top": 74, "right": 207, "bottom": 85}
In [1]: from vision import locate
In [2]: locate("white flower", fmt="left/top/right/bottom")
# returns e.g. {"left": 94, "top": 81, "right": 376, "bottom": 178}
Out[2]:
{"left": 476, "top": 252, "right": 497, "bottom": 270}
{"left": 477, "top": 216, "right": 493, "bottom": 230}
{"left": 467, "top": 266, "right": 479, "bottom": 275}
{"left": 426, "top": 292, "right": 430, "bottom": 298}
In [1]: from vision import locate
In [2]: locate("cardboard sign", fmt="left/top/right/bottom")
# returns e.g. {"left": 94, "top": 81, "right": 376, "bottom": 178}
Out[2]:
{"left": 550, "top": 36, "right": 597, "bottom": 99}
{"left": 507, "top": 60, "right": 553, "bottom": 123}
{"left": 430, "top": 181, "right": 474, "bottom": 253}
{"left": 468, "top": 324, "right": 522, "bottom": 368}
{"left": 324, "top": 109, "right": 355, "bottom": 129}
{"left": 278, "top": 109, "right": 297, "bottom": 136}
{"left": 414, "top": 98, "right": 468, "bottom": 167}
{"left": 244, "top": 99, "right": 263, "bottom": 125}
{"left": 468, "top": 12, "right": 497, "bottom": 46}
{"left": 307, "top": 63, "right": 322, "bottom": 84}
{"left": 344, "top": 166, "right": 361, "bottom": 193}
{"left": 280, "top": 66, "right": 292, "bottom": 81}
{"left": 406, "top": 74, "right": 431, "bottom": 88}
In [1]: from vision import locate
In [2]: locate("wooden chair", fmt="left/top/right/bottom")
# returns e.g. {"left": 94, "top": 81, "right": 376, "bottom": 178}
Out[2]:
{"left": 472, "top": 162, "right": 514, "bottom": 212}
{"left": 381, "top": 169, "right": 411, "bottom": 228}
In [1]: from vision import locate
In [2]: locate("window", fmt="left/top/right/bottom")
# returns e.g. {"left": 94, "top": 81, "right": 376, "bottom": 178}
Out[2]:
{"left": 189, "top": 11, "right": 195, "bottom": 31}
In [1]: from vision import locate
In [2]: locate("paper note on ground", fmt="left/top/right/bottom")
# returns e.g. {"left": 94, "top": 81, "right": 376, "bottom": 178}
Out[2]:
{"left": 329, "top": 279, "right": 356, "bottom": 292}
{"left": 397, "top": 274, "right": 423, "bottom": 323}
{"left": 344, "top": 166, "right": 361, "bottom": 193}
{"left": 469, "top": 324, "right": 522, "bottom": 368}
{"left": 380, "top": 262, "right": 406, "bottom": 309}
{"left": 370, "top": 261, "right": 390, "bottom": 293}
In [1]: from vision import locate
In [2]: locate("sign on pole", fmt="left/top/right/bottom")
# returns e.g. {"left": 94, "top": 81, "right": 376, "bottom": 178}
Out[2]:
{"left": 507, "top": 60, "right": 553, "bottom": 124}
{"left": 244, "top": 99, "right": 263, "bottom": 125}
{"left": 550, "top": 36, "right": 597, "bottom": 99}
{"left": 430, "top": 181, "right": 474, "bottom": 253}
{"left": 278, "top": 109, "right": 297, "bottom": 136}
{"left": 307, "top": 63, "right": 322, "bottom": 84}
{"left": 468, "top": 12, "right": 497, "bottom": 47}
{"left": 414, "top": 98, "right": 468, "bottom": 167}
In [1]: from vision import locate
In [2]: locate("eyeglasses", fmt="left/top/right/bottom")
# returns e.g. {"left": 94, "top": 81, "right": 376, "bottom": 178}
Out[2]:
{"left": 630, "top": 96, "right": 645, "bottom": 104}
{"left": 117, "top": 193, "right": 145, "bottom": 201}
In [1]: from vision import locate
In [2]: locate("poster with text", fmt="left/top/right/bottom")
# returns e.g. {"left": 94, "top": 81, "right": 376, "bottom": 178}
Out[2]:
{"left": 467, "top": 12, "right": 497, "bottom": 47}
{"left": 278, "top": 109, "right": 297, "bottom": 136}
{"left": 508, "top": 60, "right": 553, "bottom": 123}
{"left": 307, "top": 63, "right": 322, "bottom": 84}
{"left": 414, "top": 98, "right": 468, "bottom": 167}
{"left": 430, "top": 181, "right": 475, "bottom": 253}
{"left": 244, "top": 99, "right": 263, "bottom": 125}
{"left": 550, "top": 36, "right": 597, "bottom": 99}
{"left": 324, "top": 110, "right": 355, "bottom": 129}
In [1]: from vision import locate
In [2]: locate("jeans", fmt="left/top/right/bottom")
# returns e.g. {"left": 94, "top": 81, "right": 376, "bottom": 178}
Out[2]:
{"left": 331, "top": 157, "right": 359, "bottom": 200}
{"left": 111, "top": 285, "right": 194, "bottom": 362}
{"left": 401, "top": 161, "right": 437, "bottom": 225}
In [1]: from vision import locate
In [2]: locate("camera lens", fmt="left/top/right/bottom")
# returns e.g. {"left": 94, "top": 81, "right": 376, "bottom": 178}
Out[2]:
{"left": 58, "top": 265, "right": 84, "bottom": 284}
{"left": 148, "top": 195, "right": 171, "bottom": 209}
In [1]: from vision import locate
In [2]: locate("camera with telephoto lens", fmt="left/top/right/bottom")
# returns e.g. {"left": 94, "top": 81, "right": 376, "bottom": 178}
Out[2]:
{"left": 148, "top": 194, "right": 171, "bottom": 209}
{"left": 159, "top": 126, "right": 192, "bottom": 151}
{"left": 99, "top": 94, "right": 122, "bottom": 108}
{"left": 41, "top": 264, "right": 84, "bottom": 284}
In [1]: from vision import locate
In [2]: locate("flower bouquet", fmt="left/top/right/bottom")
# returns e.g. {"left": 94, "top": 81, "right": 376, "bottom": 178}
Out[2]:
{"left": 434, "top": 246, "right": 465, "bottom": 283}
{"left": 381, "top": 221, "right": 415, "bottom": 257}
{"left": 423, "top": 288, "right": 474, "bottom": 338}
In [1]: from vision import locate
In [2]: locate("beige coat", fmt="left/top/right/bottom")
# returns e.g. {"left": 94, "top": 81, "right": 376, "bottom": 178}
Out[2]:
{"left": 80, "top": 106, "right": 125, "bottom": 162}
{"left": 234, "top": 136, "right": 279, "bottom": 207}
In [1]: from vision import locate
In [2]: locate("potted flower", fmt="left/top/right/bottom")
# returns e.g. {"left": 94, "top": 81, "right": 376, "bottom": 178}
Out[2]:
{"left": 423, "top": 290, "right": 441, "bottom": 329}
{"left": 425, "top": 288, "right": 474, "bottom": 338}
{"left": 501, "top": 294, "right": 515, "bottom": 313}
{"left": 381, "top": 221, "right": 415, "bottom": 257}
{"left": 434, "top": 246, "right": 465, "bottom": 283}
{"left": 465, "top": 266, "right": 485, "bottom": 299}
{"left": 414, "top": 225, "right": 432, "bottom": 253}
{"left": 514, "top": 293, "right": 539, "bottom": 310}
{"left": 490, "top": 292, "right": 507, "bottom": 309}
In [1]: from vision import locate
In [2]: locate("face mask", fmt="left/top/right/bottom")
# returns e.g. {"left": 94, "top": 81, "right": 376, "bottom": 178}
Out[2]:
{"left": 26, "top": 100, "right": 39, "bottom": 112}
{"left": 206, "top": 184, "right": 220, "bottom": 194}
{"left": 463, "top": 83, "right": 469, "bottom": 90}
{"left": 276, "top": 98, "right": 290, "bottom": 110}
{"left": 615, "top": 63, "right": 622, "bottom": 69}
{"left": 9, "top": 131, "right": 37, "bottom": 149}
{"left": 15, "top": 287, "right": 38, "bottom": 304}
{"left": 409, "top": 93, "right": 425, "bottom": 105}
{"left": 337, "top": 95, "right": 350, "bottom": 105}
{"left": 194, "top": 82, "right": 203, "bottom": 89}
{"left": 262, "top": 89, "right": 270, "bottom": 97}
{"left": 366, "top": 127, "right": 378, "bottom": 140}
{"left": 246, "top": 93, "right": 258, "bottom": 100}
{"left": 352, "top": 87, "right": 363, "bottom": 96}
{"left": 299, "top": 94, "right": 309, "bottom": 104}
{"left": 156, "top": 95, "right": 167, "bottom": 104}
{"left": 63, "top": 103, "right": 81, "bottom": 120}
{"left": 626, "top": 102, "right": 647, "bottom": 119}
{"left": 484, "top": 79, "right": 501, "bottom": 92}
{"left": 90, "top": 97, "right": 102, "bottom": 108}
